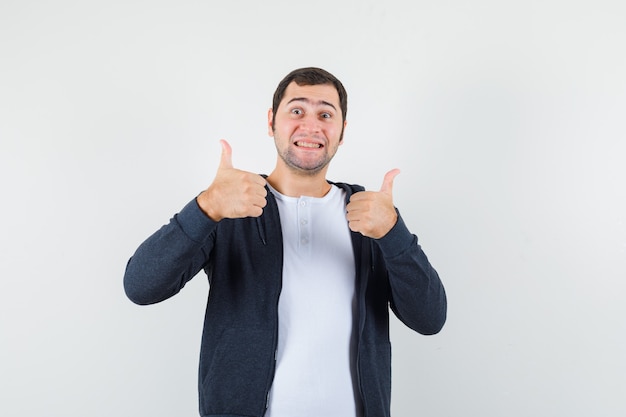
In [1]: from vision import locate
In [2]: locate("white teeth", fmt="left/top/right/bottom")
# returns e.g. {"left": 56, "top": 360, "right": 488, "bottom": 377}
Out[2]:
{"left": 296, "top": 141, "right": 321, "bottom": 148}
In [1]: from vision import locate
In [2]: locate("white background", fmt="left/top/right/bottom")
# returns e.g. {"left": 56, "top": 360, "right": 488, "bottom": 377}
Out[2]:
{"left": 1, "top": 1, "right": 625, "bottom": 416}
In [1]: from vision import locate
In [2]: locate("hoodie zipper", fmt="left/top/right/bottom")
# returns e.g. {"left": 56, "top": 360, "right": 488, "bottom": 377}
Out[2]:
{"left": 261, "top": 191, "right": 282, "bottom": 415}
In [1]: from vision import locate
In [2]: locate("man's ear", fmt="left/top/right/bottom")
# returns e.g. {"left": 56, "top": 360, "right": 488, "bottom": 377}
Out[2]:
{"left": 267, "top": 108, "right": 274, "bottom": 137}
{"left": 339, "top": 119, "right": 347, "bottom": 144}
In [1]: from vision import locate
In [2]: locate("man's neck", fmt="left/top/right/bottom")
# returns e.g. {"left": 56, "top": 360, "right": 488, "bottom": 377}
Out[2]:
{"left": 266, "top": 166, "right": 331, "bottom": 198}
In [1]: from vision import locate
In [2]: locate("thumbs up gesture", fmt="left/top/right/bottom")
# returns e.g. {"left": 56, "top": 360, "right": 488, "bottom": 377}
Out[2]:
{"left": 346, "top": 169, "right": 400, "bottom": 239}
{"left": 197, "top": 140, "right": 268, "bottom": 221}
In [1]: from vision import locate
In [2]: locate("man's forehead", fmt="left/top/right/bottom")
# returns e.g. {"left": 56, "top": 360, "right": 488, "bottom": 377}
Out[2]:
{"left": 281, "top": 82, "right": 340, "bottom": 107}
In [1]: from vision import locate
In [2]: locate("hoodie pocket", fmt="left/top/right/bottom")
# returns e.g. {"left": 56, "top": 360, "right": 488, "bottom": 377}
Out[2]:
{"left": 199, "top": 327, "right": 274, "bottom": 416}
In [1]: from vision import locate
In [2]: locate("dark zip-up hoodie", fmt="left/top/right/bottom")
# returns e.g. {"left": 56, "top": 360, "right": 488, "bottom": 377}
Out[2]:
{"left": 124, "top": 182, "right": 447, "bottom": 417}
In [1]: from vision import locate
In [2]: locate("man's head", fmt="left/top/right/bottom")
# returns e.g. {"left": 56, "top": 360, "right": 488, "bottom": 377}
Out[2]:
{"left": 271, "top": 67, "right": 348, "bottom": 128}
{"left": 267, "top": 68, "right": 348, "bottom": 177}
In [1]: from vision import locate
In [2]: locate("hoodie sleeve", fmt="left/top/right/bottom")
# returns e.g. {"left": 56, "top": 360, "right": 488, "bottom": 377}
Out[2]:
{"left": 374, "top": 210, "right": 447, "bottom": 335}
{"left": 123, "top": 198, "right": 218, "bottom": 305}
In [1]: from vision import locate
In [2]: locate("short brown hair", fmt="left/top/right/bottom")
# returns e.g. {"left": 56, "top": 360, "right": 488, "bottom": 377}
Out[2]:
{"left": 271, "top": 67, "right": 348, "bottom": 127}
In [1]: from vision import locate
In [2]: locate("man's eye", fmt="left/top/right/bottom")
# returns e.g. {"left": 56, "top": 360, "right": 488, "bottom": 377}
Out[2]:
{"left": 291, "top": 109, "right": 303, "bottom": 115}
{"left": 321, "top": 112, "right": 331, "bottom": 119}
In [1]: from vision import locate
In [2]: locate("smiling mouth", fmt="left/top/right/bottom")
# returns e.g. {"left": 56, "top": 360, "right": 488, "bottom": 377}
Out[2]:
{"left": 295, "top": 141, "right": 323, "bottom": 148}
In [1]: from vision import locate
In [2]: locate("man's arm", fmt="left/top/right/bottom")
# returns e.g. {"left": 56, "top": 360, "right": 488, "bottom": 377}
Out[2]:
{"left": 347, "top": 169, "right": 447, "bottom": 334}
{"left": 375, "top": 213, "right": 447, "bottom": 335}
{"left": 124, "top": 140, "right": 268, "bottom": 305}
{"left": 123, "top": 199, "right": 218, "bottom": 305}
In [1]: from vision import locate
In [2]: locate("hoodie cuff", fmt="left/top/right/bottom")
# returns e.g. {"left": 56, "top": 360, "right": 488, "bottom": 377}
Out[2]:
{"left": 174, "top": 197, "right": 219, "bottom": 243}
{"left": 375, "top": 210, "right": 416, "bottom": 258}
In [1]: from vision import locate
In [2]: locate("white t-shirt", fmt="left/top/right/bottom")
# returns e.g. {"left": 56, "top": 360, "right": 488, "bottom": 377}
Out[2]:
{"left": 265, "top": 184, "right": 362, "bottom": 417}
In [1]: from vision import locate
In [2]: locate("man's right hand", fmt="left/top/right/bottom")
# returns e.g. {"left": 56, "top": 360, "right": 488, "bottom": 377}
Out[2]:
{"left": 197, "top": 139, "right": 268, "bottom": 221}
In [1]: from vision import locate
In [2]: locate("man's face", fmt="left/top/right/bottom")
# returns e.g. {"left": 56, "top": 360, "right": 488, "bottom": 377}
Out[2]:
{"left": 268, "top": 82, "right": 347, "bottom": 176}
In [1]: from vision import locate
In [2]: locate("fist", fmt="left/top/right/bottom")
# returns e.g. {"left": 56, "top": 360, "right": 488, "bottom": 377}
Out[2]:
{"left": 346, "top": 169, "right": 400, "bottom": 239}
{"left": 197, "top": 140, "right": 267, "bottom": 221}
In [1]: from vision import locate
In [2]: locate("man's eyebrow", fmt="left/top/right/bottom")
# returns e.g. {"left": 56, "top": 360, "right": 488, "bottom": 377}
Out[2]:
{"left": 286, "top": 97, "right": 337, "bottom": 111}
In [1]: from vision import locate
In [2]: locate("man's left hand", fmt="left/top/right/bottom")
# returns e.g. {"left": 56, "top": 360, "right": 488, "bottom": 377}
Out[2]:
{"left": 346, "top": 169, "right": 400, "bottom": 239}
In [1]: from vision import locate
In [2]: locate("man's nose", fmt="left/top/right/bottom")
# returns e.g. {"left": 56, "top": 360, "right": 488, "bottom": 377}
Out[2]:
{"left": 299, "top": 114, "right": 321, "bottom": 132}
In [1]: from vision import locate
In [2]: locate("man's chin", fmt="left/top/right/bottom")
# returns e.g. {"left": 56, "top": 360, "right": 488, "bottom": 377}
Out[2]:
{"left": 286, "top": 160, "right": 329, "bottom": 176}
{"left": 282, "top": 153, "right": 330, "bottom": 175}
{"left": 289, "top": 164, "right": 326, "bottom": 176}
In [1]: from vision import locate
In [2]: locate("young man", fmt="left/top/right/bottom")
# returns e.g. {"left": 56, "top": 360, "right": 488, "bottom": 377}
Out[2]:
{"left": 124, "top": 67, "right": 447, "bottom": 417}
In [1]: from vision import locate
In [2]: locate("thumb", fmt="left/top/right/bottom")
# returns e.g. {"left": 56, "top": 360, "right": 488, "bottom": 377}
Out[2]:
{"left": 218, "top": 139, "right": 233, "bottom": 169}
{"left": 380, "top": 169, "right": 400, "bottom": 195}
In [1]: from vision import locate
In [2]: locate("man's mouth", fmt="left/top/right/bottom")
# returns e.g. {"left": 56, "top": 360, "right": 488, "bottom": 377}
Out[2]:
{"left": 295, "top": 141, "right": 323, "bottom": 149}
